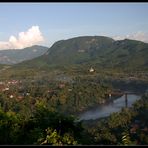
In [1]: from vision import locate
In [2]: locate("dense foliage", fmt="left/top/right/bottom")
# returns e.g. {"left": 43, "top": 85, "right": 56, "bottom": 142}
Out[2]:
{"left": 0, "top": 91, "right": 148, "bottom": 145}
{"left": 83, "top": 94, "right": 148, "bottom": 145}
{"left": 0, "top": 103, "right": 85, "bottom": 145}
{"left": 0, "top": 36, "right": 148, "bottom": 145}
{"left": 14, "top": 36, "right": 148, "bottom": 71}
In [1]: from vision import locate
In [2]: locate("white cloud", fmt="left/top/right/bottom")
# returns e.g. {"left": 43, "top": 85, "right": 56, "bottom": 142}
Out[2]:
{"left": 0, "top": 26, "right": 44, "bottom": 50}
{"left": 113, "top": 31, "right": 148, "bottom": 43}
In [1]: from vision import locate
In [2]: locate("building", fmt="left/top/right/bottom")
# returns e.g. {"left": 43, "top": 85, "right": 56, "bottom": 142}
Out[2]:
{"left": 89, "top": 67, "right": 95, "bottom": 73}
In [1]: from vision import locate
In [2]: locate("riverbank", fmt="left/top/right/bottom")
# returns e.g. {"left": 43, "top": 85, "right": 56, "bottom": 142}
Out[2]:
{"left": 77, "top": 94, "right": 141, "bottom": 121}
{"left": 72, "top": 78, "right": 148, "bottom": 120}
{"left": 73, "top": 93, "right": 122, "bottom": 118}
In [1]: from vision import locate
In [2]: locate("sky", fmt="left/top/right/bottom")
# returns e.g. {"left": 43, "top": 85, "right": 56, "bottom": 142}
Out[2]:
{"left": 0, "top": 3, "right": 148, "bottom": 50}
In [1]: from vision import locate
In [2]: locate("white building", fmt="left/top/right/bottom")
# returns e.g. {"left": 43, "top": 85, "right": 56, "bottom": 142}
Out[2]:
{"left": 89, "top": 67, "right": 95, "bottom": 72}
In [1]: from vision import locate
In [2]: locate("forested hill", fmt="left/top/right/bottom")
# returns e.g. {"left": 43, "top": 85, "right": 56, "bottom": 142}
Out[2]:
{"left": 14, "top": 36, "right": 148, "bottom": 71}
{"left": 0, "top": 45, "right": 49, "bottom": 65}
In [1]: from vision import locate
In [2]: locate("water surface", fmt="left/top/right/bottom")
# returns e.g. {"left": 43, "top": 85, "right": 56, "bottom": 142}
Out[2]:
{"left": 78, "top": 94, "right": 140, "bottom": 121}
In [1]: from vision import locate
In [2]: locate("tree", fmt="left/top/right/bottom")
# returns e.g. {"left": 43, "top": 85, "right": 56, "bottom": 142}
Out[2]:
{"left": 39, "top": 127, "right": 77, "bottom": 145}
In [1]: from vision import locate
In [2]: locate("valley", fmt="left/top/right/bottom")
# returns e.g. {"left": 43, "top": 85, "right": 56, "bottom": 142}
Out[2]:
{"left": 0, "top": 36, "right": 148, "bottom": 145}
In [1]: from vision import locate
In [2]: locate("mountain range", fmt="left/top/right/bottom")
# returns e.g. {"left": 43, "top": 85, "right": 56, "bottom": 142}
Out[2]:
{"left": 0, "top": 45, "right": 49, "bottom": 65}
{"left": 14, "top": 36, "right": 148, "bottom": 71}
{"left": 0, "top": 36, "right": 147, "bottom": 72}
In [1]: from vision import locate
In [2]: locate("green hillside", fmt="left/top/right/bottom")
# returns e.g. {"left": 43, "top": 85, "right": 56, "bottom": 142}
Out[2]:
{"left": 0, "top": 45, "right": 49, "bottom": 65}
{"left": 100, "top": 39, "right": 148, "bottom": 70}
{"left": 13, "top": 36, "right": 148, "bottom": 72}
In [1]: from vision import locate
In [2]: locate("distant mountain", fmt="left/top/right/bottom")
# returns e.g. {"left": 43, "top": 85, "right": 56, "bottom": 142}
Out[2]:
{"left": 0, "top": 45, "right": 49, "bottom": 65}
{"left": 17, "top": 36, "right": 114, "bottom": 67}
{"left": 14, "top": 36, "right": 148, "bottom": 71}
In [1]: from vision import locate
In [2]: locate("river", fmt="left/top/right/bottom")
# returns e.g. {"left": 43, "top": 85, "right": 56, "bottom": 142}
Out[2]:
{"left": 78, "top": 94, "right": 141, "bottom": 121}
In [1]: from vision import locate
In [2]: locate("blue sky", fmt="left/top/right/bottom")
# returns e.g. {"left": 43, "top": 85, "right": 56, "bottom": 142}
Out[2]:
{"left": 0, "top": 3, "right": 148, "bottom": 49}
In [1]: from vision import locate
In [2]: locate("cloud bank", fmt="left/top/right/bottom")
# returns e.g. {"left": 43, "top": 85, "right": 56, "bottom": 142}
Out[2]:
{"left": 113, "top": 31, "right": 148, "bottom": 43}
{"left": 0, "top": 26, "right": 44, "bottom": 50}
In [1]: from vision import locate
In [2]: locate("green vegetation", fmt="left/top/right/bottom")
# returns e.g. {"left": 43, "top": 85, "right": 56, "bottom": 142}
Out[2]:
{"left": 0, "top": 104, "right": 84, "bottom": 145}
{"left": 0, "top": 71, "right": 112, "bottom": 115}
{"left": 82, "top": 94, "right": 148, "bottom": 145}
{"left": 0, "top": 90, "right": 148, "bottom": 145}
{"left": 0, "top": 45, "right": 48, "bottom": 65}
{"left": 13, "top": 36, "right": 148, "bottom": 72}
{"left": 0, "top": 36, "right": 148, "bottom": 145}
